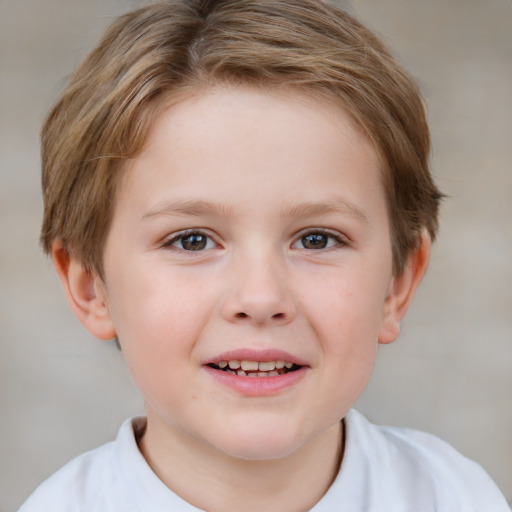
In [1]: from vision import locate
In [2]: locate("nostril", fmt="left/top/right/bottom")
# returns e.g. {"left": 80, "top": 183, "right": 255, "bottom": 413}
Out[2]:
{"left": 235, "top": 312, "right": 249, "bottom": 319}
{"left": 272, "top": 313, "right": 285, "bottom": 320}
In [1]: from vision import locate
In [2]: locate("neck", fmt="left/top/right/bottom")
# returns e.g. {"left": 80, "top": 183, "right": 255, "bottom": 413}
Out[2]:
{"left": 138, "top": 415, "right": 344, "bottom": 512}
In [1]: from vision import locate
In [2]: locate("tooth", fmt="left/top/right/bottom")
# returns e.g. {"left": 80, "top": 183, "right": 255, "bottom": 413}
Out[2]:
{"left": 237, "top": 369, "right": 247, "bottom": 376}
{"left": 229, "top": 360, "right": 241, "bottom": 369}
{"left": 218, "top": 361, "right": 228, "bottom": 368}
{"left": 285, "top": 362, "right": 293, "bottom": 369}
{"left": 257, "top": 372, "right": 267, "bottom": 377}
{"left": 241, "top": 360, "right": 259, "bottom": 371}
{"left": 248, "top": 373, "right": 258, "bottom": 378}
{"left": 275, "top": 361, "right": 285, "bottom": 369}
{"left": 268, "top": 371, "right": 279, "bottom": 377}
{"left": 258, "top": 361, "right": 276, "bottom": 371}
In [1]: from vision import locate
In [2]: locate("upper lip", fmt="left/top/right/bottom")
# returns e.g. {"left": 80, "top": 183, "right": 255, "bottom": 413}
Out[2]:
{"left": 203, "top": 348, "right": 308, "bottom": 367}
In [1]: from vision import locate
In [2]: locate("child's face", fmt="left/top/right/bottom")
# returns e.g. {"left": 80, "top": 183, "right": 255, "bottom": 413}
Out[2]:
{"left": 98, "top": 86, "right": 398, "bottom": 460}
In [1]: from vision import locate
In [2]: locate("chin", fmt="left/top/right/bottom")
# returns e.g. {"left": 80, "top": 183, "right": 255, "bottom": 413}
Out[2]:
{"left": 206, "top": 418, "right": 309, "bottom": 461}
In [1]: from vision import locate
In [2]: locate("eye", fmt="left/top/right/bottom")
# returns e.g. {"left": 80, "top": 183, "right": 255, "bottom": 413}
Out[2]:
{"left": 292, "top": 230, "right": 345, "bottom": 250}
{"left": 166, "top": 231, "right": 217, "bottom": 251}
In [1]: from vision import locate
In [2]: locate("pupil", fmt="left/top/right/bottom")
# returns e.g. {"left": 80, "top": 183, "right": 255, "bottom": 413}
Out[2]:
{"left": 182, "top": 234, "right": 207, "bottom": 251}
{"left": 302, "top": 233, "right": 327, "bottom": 249}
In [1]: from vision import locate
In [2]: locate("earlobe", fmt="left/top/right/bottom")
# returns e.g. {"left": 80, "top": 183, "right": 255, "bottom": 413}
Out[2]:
{"left": 378, "top": 231, "right": 431, "bottom": 345}
{"left": 51, "top": 241, "right": 116, "bottom": 341}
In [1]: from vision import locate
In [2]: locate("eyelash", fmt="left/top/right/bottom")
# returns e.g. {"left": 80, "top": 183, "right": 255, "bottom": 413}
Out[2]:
{"left": 162, "top": 228, "right": 347, "bottom": 253}
{"left": 291, "top": 229, "right": 348, "bottom": 251}
{"left": 162, "top": 230, "right": 218, "bottom": 252}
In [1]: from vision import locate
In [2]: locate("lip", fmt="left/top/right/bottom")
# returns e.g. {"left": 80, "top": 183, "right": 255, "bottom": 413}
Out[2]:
{"left": 203, "top": 348, "right": 308, "bottom": 367}
{"left": 203, "top": 364, "right": 308, "bottom": 396}
{"left": 202, "top": 348, "right": 310, "bottom": 396}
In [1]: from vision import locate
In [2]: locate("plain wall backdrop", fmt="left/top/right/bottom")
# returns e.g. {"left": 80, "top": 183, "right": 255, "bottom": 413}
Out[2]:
{"left": 1, "top": 0, "right": 511, "bottom": 510}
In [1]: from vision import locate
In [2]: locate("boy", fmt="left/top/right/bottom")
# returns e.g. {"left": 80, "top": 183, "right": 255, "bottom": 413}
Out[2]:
{"left": 20, "top": 0, "right": 509, "bottom": 510}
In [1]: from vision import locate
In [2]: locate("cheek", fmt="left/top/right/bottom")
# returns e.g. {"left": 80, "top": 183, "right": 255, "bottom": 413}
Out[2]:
{"left": 111, "top": 283, "right": 206, "bottom": 414}
{"left": 106, "top": 266, "right": 212, "bottom": 372}
{"left": 110, "top": 263, "right": 203, "bottom": 329}
{"left": 300, "top": 268, "right": 388, "bottom": 342}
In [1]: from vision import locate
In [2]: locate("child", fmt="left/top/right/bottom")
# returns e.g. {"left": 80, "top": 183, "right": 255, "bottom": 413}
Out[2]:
{"left": 19, "top": 0, "right": 509, "bottom": 510}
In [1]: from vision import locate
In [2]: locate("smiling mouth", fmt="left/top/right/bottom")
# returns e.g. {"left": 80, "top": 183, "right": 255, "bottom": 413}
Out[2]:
{"left": 207, "top": 359, "right": 302, "bottom": 377}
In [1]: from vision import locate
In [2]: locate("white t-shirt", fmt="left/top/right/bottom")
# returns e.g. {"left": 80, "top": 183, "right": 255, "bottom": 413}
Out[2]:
{"left": 19, "top": 410, "right": 510, "bottom": 512}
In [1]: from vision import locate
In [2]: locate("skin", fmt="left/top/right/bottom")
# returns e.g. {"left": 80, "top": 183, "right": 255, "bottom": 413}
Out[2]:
{"left": 53, "top": 86, "right": 430, "bottom": 511}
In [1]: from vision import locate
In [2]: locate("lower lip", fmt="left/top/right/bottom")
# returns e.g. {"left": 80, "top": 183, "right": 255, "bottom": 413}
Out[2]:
{"left": 202, "top": 365, "right": 308, "bottom": 396}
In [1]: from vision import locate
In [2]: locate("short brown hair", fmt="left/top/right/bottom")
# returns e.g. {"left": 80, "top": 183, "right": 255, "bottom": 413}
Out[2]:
{"left": 41, "top": 0, "right": 442, "bottom": 277}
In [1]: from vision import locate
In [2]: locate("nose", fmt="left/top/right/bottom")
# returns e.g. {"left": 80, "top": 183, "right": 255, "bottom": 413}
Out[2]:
{"left": 220, "top": 254, "right": 297, "bottom": 327}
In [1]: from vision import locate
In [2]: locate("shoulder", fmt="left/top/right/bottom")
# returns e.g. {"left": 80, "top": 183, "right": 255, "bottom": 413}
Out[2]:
{"left": 18, "top": 438, "right": 117, "bottom": 512}
{"left": 18, "top": 417, "right": 199, "bottom": 512}
{"left": 18, "top": 417, "right": 139, "bottom": 512}
{"left": 341, "top": 410, "right": 509, "bottom": 511}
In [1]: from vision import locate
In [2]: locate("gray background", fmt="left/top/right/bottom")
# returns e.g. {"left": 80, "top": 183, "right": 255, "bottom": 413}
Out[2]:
{"left": 1, "top": 0, "right": 511, "bottom": 510}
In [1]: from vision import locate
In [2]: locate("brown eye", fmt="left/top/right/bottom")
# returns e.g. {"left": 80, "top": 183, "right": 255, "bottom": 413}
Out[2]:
{"left": 292, "top": 230, "right": 344, "bottom": 250}
{"left": 169, "top": 232, "right": 216, "bottom": 251}
{"left": 181, "top": 234, "right": 207, "bottom": 250}
{"left": 301, "top": 233, "right": 329, "bottom": 249}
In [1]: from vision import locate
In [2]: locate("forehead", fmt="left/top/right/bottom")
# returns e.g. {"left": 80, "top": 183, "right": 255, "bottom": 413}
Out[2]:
{"left": 116, "top": 86, "right": 385, "bottom": 221}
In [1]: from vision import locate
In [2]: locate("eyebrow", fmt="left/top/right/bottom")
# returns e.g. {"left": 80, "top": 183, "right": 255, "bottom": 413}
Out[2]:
{"left": 142, "top": 197, "right": 368, "bottom": 224}
{"left": 142, "top": 199, "right": 233, "bottom": 220}
{"left": 282, "top": 199, "right": 369, "bottom": 224}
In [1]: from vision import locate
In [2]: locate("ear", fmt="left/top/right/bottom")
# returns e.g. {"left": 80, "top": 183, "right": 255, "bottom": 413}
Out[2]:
{"left": 378, "top": 230, "right": 431, "bottom": 345}
{"left": 51, "top": 240, "right": 116, "bottom": 341}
